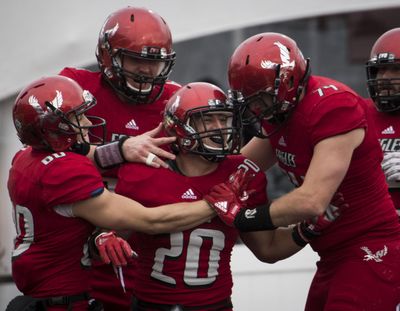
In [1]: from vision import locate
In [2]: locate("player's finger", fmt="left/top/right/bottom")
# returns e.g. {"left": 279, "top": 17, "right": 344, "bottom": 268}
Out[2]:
{"left": 121, "top": 241, "right": 135, "bottom": 259}
{"left": 152, "top": 136, "right": 177, "bottom": 147}
{"left": 145, "top": 123, "right": 164, "bottom": 137}
{"left": 108, "top": 246, "right": 123, "bottom": 267}
{"left": 151, "top": 147, "right": 176, "bottom": 161}
{"left": 99, "top": 249, "right": 111, "bottom": 265}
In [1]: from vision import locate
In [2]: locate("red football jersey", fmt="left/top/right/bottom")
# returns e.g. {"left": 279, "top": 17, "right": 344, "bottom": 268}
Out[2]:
{"left": 263, "top": 76, "right": 400, "bottom": 256}
{"left": 7, "top": 147, "right": 104, "bottom": 297}
{"left": 59, "top": 67, "right": 182, "bottom": 309}
{"left": 59, "top": 67, "right": 181, "bottom": 142}
{"left": 365, "top": 98, "right": 400, "bottom": 211}
{"left": 115, "top": 155, "right": 267, "bottom": 306}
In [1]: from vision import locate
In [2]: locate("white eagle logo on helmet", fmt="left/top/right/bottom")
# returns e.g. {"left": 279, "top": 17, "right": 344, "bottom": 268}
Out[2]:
{"left": 100, "top": 23, "right": 119, "bottom": 42}
{"left": 260, "top": 41, "right": 295, "bottom": 71}
{"left": 169, "top": 95, "right": 181, "bottom": 114}
{"left": 28, "top": 95, "right": 44, "bottom": 113}
{"left": 274, "top": 41, "right": 295, "bottom": 69}
{"left": 50, "top": 90, "right": 64, "bottom": 110}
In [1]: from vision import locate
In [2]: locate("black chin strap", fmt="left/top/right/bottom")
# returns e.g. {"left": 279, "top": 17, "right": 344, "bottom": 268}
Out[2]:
{"left": 70, "top": 142, "right": 91, "bottom": 156}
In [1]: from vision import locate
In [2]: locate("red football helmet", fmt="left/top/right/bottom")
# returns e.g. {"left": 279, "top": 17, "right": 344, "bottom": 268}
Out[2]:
{"left": 13, "top": 76, "right": 106, "bottom": 152}
{"left": 366, "top": 28, "right": 400, "bottom": 112}
{"left": 96, "top": 7, "right": 176, "bottom": 104}
{"left": 228, "top": 32, "right": 310, "bottom": 137}
{"left": 163, "top": 82, "right": 242, "bottom": 162}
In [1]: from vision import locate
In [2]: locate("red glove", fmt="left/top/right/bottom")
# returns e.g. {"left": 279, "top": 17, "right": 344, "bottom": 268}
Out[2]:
{"left": 95, "top": 231, "right": 135, "bottom": 266}
{"left": 306, "top": 191, "right": 348, "bottom": 232}
{"left": 204, "top": 168, "right": 255, "bottom": 226}
{"left": 293, "top": 192, "right": 348, "bottom": 246}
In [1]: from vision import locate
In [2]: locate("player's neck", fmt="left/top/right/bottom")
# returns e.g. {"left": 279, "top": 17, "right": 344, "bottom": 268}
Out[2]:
{"left": 175, "top": 153, "right": 218, "bottom": 177}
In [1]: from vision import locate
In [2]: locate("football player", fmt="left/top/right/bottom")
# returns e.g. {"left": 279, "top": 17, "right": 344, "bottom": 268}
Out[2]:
{"left": 114, "top": 82, "right": 264, "bottom": 310}
{"left": 365, "top": 28, "right": 400, "bottom": 219}
{"left": 59, "top": 6, "right": 180, "bottom": 170}
{"left": 223, "top": 32, "right": 400, "bottom": 310}
{"left": 59, "top": 7, "right": 182, "bottom": 309}
{"left": 7, "top": 76, "right": 245, "bottom": 310}
{"left": 113, "top": 82, "right": 341, "bottom": 310}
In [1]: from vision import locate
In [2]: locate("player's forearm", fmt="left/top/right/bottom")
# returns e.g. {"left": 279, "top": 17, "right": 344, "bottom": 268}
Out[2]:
{"left": 145, "top": 200, "right": 216, "bottom": 234}
{"left": 74, "top": 191, "right": 215, "bottom": 233}
{"left": 73, "top": 192, "right": 148, "bottom": 230}
{"left": 269, "top": 187, "right": 325, "bottom": 227}
{"left": 240, "top": 228, "right": 303, "bottom": 263}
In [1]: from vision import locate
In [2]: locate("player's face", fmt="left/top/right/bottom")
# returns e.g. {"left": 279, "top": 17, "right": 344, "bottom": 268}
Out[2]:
{"left": 376, "top": 64, "right": 400, "bottom": 96}
{"left": 123, "top": 56, "right": 166, "bottom": 93}
{"left": 69, "top": 113, "right": 91, "bottom": 143}
{"left": 246, "top": 91, "right": 275, "bottom": 120}
{"left": 192, "top": 112, "right": 233, "bottom": 150}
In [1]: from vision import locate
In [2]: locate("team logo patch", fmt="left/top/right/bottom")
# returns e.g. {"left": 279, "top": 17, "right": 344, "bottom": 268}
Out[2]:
{"left": 360, "top": 245, "right": 387, "bottom": 262}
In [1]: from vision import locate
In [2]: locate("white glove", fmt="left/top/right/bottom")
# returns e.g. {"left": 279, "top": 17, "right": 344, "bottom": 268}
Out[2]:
{"left": 381, "top": 152, "right": 400, "bottom": 181}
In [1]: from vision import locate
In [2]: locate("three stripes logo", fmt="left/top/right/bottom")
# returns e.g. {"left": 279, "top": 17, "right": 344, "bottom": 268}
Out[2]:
{"left": 215, "top": 201, "right": 228, "bottom": 213}
{"left": 125, "top": 119, "right": 139, "bottom": 130}
{"left": 181, "top": 189, "right": 197, "bottom": 200}
{"left": 381, "top": 126, "right": 395, "bottom": 135}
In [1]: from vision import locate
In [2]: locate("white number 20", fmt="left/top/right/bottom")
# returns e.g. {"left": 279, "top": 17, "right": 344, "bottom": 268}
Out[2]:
{"left": 151, "top": 228, "right": 225, "bottom": 286}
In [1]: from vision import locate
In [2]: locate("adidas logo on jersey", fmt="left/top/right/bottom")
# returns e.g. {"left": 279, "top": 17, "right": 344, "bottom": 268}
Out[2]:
{"left": 278, "top": 136, "right": 287, "bottom": 147}
{"left": 125, "top": 119, "right": 139, "bottom": 130}
{"left": 181, "top": 189, "right": 197, "bottom": 200}
{"left": 382, "top": 126, "right": 395, "bottom": 135}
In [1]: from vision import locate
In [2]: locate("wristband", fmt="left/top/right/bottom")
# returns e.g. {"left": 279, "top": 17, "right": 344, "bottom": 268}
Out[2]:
{"left": 94, "top": 136, "right": 129, "bottom": 169}
{"left": 291, "top": 221, "right": 320, "bottom": 247}
{"left": 299, "top": 221, "right": 321, "bottom": 240}
{"left": 234, "top": 204, "right": 277, "bottom": 232}
{"left": 291, "top": 223, "right": 308, "bottom": 247}
{"left": 95, "top": 230, "right": 116, "bottom": 246}
{"left": 87, "top": 228, "right": 109, "bottom": 258}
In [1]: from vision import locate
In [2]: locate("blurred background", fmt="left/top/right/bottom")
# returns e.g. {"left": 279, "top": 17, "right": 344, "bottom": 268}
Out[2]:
{"left": 1, "top": 0, "right": 399, "bottom": 309}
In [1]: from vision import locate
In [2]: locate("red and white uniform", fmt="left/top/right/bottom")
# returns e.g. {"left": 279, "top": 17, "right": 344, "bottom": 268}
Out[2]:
{"left": 365, "top": 97, "right": 400, "bottom": 214}
{"left": 116, "top": 155, "right": 267, "bottom": 310}
{"left": 8, "top": 147, "right": 104, "bottom": 310}
{"left": 264, "top": 76, "right": 400, "bottom": 310}
{"left": 59, "top": 67, "right": 181, "bottom": 310}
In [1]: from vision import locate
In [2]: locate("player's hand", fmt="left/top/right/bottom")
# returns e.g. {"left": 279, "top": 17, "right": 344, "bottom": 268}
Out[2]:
{"left": 381, "top": 152, "right": 400, "bottom": 181}
{"left": 122, "top": 123, "right": 176, "bottom": 168}
{"left": 297, "top": 192, "right": 348, "bottom": 241}
{"left": 204, "top": 168, "right": 256, "bottom": 226}
{"left": 95, "top": 231, "right": 136, "bottom": 266}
